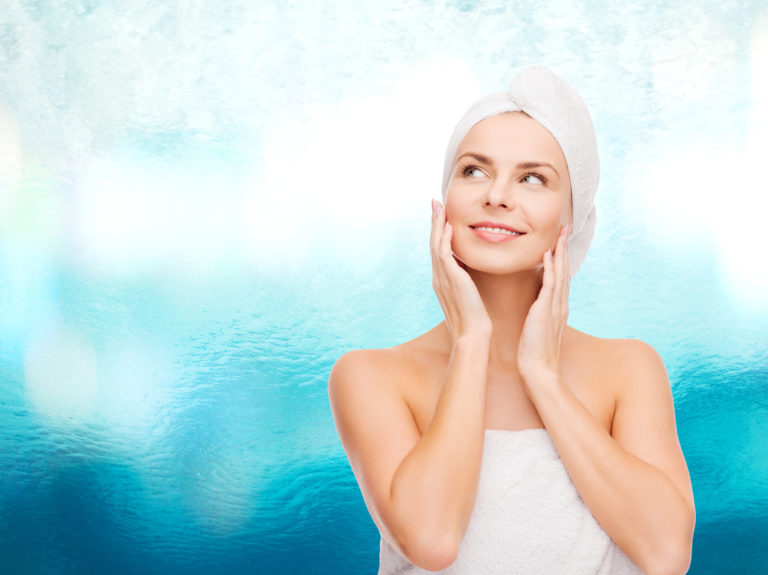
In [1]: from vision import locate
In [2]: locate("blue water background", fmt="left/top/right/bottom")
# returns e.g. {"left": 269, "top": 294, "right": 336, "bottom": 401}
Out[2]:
{"left": 1, "top": 1, "right": 767, "bottom": 573}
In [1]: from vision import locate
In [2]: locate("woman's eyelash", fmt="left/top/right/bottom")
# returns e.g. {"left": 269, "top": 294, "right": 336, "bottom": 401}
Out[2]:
{"left": 522, "top": 172, "right": 547, "bottom": 185}
{"left": 461, "top": 164, "right": 484, "bottom": 177}
{"left": 459, "top": 165, "right": 547, "bottom": 185}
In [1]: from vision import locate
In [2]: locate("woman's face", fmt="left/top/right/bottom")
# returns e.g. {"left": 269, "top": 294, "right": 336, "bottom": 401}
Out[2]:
{"left": 444, "top": 111, "right": 572, "bottom": 276}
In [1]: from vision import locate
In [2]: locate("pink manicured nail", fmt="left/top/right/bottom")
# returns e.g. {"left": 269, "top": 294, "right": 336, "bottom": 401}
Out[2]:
{"left": 431, "top": 199, "right": 437, "bottom": 216}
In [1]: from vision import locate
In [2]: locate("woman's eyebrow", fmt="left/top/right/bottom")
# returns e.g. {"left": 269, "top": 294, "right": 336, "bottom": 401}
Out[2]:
{"left": 517, "top": 161, "right": 560, "bottom": 178}
{"left": 455, "top": 151, "right": 493, "bottom": 165}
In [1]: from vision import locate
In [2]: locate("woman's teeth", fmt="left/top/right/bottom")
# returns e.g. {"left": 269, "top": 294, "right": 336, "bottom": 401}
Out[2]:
{"left": 474, "top": 226, "right": 521, "bottom": 236}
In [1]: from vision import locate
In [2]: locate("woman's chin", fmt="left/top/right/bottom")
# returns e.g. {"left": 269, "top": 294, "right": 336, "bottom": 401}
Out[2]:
{"left": 454, "top": 252, "right": 542, "bottom": 277}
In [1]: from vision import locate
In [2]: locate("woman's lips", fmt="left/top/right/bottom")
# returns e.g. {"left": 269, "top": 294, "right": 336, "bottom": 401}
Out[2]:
{"left": 469, "top": 223, "right": 525, "bottom": 243}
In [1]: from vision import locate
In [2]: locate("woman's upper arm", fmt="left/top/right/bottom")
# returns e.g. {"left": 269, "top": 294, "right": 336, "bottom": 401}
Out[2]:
{"left": 611, "top": 339, "right": 695, "bottom": 509}
{"left": 328, "top": 349, "right": 422, "bottom": 537}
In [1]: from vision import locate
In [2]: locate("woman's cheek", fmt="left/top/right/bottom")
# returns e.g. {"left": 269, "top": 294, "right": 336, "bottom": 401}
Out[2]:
{"left": 539, "top": 203, "right": 569, "bottom": 241}
{"left": 449, "top": 226, "right": 467, "bottom": 259}
{"left": 442, "top": 187, "right": 460, "bottom": 217}
{"left": 443, "top": 197, "right": 465, "bottom": 231}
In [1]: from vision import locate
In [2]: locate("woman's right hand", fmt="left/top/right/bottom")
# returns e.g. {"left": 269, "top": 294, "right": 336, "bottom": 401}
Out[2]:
{"left": 431, "top": 199, "right": 492, "bottom": 341}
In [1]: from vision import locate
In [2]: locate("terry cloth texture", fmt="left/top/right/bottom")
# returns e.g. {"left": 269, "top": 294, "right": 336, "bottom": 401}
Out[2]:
{"left": 378, "top": 429, "right": 643, "bottom": 575}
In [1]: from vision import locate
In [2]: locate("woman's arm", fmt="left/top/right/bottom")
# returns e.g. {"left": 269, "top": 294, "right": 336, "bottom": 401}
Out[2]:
{"left": 518, "top": 229, "right": 695, "bottom": 575}
{"left": 524, "top": 346, "right": 695, "bottom": 575}
{"left": 328, "top": 201, "right": 491, "bottom": 571}
{"left": 329, "top": 334, "right": 488, "bottom": 570}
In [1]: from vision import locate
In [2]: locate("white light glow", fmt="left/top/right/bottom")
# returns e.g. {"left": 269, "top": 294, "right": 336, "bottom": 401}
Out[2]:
{"left": 636, "top": 139, "right": 768, "bottom": 308}
{"left": 719, "top": 13, "right": 768, "bottom": 307}
{"left": 96, "top": 341, "right": 175, "bottom": 440}
{"left": 0, "top": 107, "right": 21, "bottom": 178}
{"left": 0, "top": 106, "right": 22, "bottom": 230}
{"left": 72, "top": 154, "right": 241, "bottom": 276}
{"left": 634, "top": 15, "right": 768, "bottom": 309}
{"left": 241, "top": 57, "right": 481, "bottom": 269}
{"left": 71, "top": 58, "right": 482, "bottom": 276}
{"left": 24, "top": 323, "right": 99, "bottom": 422}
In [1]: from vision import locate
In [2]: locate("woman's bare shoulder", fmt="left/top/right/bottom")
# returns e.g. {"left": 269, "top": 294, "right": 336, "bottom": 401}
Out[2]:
{"left": 565, "top": 326, "right": 665, "bottom": 375}
{"left": 329, "top": 324, "right": 449, "bottom": 399}
{"left": 564, "top": 328, "right": 671, "bottom": 438}
{"left": 330, "top": 346, "right": 406, "bottom": 380}
{"left": 328, "top": 326, "right": 449, "bottom": 484}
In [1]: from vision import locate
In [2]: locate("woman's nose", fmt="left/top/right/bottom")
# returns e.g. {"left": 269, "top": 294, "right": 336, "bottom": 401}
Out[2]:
{"left": 484, "top": 180, "right": 515, "bottom": 209}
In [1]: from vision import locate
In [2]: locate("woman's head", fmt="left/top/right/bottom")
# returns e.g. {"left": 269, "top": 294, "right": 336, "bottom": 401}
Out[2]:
{"left": 441, "top": 66, "right": 599, "bottom": 276}
{"left": 445, "top": 111, "right": 572, "bottom": 276}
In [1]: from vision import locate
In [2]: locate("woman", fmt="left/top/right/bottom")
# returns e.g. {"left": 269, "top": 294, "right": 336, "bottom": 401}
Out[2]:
{"left": 329, "top": 66, "right": 695, "bottom": 574}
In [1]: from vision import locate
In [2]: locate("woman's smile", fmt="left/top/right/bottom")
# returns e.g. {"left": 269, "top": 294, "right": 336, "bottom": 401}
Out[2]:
{"left": 469, "top": 221, "right": 526, "bottom": 243}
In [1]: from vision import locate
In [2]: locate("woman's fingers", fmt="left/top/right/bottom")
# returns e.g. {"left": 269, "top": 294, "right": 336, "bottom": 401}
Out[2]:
{"left": 440, "top": 221, "right": 454, "bottom": 264}
{"left": 431, "top": 200, "right": 451, "bottom": 280}
{"left": 539, "top": 247, "right": 555, "bottom": 306}
{"left": 432, "top": 201, "right": 461, "bottom": 281}
{"left": 430, "top": 199, "right": 443, "bottom": 259}
{"left": 430, "top": 198, "right": 453, "bottom": 294}
{"left": 429, "top": 198, "right": 491, "bottom": 339}
{"left": 552, "top": 226, "right": 566, "bottom": 309}
{"left": 562, "top": 225, "right": 570, "bottom": 305}
{"left": 518, "top": 226, "right": 571, "bottom": 383}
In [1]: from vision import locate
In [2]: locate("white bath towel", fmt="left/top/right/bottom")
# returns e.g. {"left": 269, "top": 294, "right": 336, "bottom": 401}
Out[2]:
{"left": 378, "top": 429, "right": 643, "bottom": 574}
{"left": 441, "top": 66, "right": 599, "bottom": 276}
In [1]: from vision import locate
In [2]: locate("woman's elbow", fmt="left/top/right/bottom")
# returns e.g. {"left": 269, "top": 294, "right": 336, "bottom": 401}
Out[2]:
{"left": 645, "top": 510, "right": 695, "bottom": 575}
{"left": 394, "top": 527, "right": 461, "bottom": 572}
{"left": 644, "top": 548, "right": 692, "bottom": 575}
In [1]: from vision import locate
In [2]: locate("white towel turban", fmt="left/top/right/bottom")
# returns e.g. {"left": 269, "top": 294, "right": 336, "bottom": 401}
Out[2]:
{"left": 441, "top": 65, "right": 600, "bottom": 276}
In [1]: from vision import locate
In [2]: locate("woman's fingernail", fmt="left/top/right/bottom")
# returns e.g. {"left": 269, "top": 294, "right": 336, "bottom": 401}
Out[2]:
{"left": 431, "top": 199, "right": 437, "bottom": 216}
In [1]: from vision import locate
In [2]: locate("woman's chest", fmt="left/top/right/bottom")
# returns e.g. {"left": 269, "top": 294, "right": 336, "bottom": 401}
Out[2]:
{"left": 405, "top": 358, "right": 615, "bottom": 434}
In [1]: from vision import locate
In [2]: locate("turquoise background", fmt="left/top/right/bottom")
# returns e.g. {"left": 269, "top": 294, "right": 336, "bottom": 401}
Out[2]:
{"left": 1, "top": 1, "right": 767, "bottom": 573}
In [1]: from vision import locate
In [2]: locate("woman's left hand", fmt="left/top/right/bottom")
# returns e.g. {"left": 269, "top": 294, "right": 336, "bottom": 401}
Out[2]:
{"left": 517, "top": 225, "right": 570, "bottom": 386}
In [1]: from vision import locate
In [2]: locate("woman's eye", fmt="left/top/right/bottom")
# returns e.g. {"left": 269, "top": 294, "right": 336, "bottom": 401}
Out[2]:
{"left": 462, "top": 165, "right": 485, "bottom": 178}
{"left": 522, "top": 173, "right": 546, "bottom": 185}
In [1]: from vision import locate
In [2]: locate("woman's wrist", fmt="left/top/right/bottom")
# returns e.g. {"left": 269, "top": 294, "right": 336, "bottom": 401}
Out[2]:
{"left": 519, "top": 366, "right": 561, "bottom": 395}
{"left": 451, "top": 331, "right": 491, "bottom": 360}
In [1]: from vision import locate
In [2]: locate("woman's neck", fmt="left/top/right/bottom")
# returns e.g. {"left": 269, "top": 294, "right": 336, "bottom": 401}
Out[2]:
{"left": 468, "top": 268, "right": 543, "bottom": 368}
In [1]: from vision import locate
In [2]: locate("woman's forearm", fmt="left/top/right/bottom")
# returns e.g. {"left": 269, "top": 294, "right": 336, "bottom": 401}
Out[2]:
{"left": 386, "top": 333, "right": 489, "bottom": 569}
{"left": 527, "top": 375, "right": 694, "bottom": 575}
